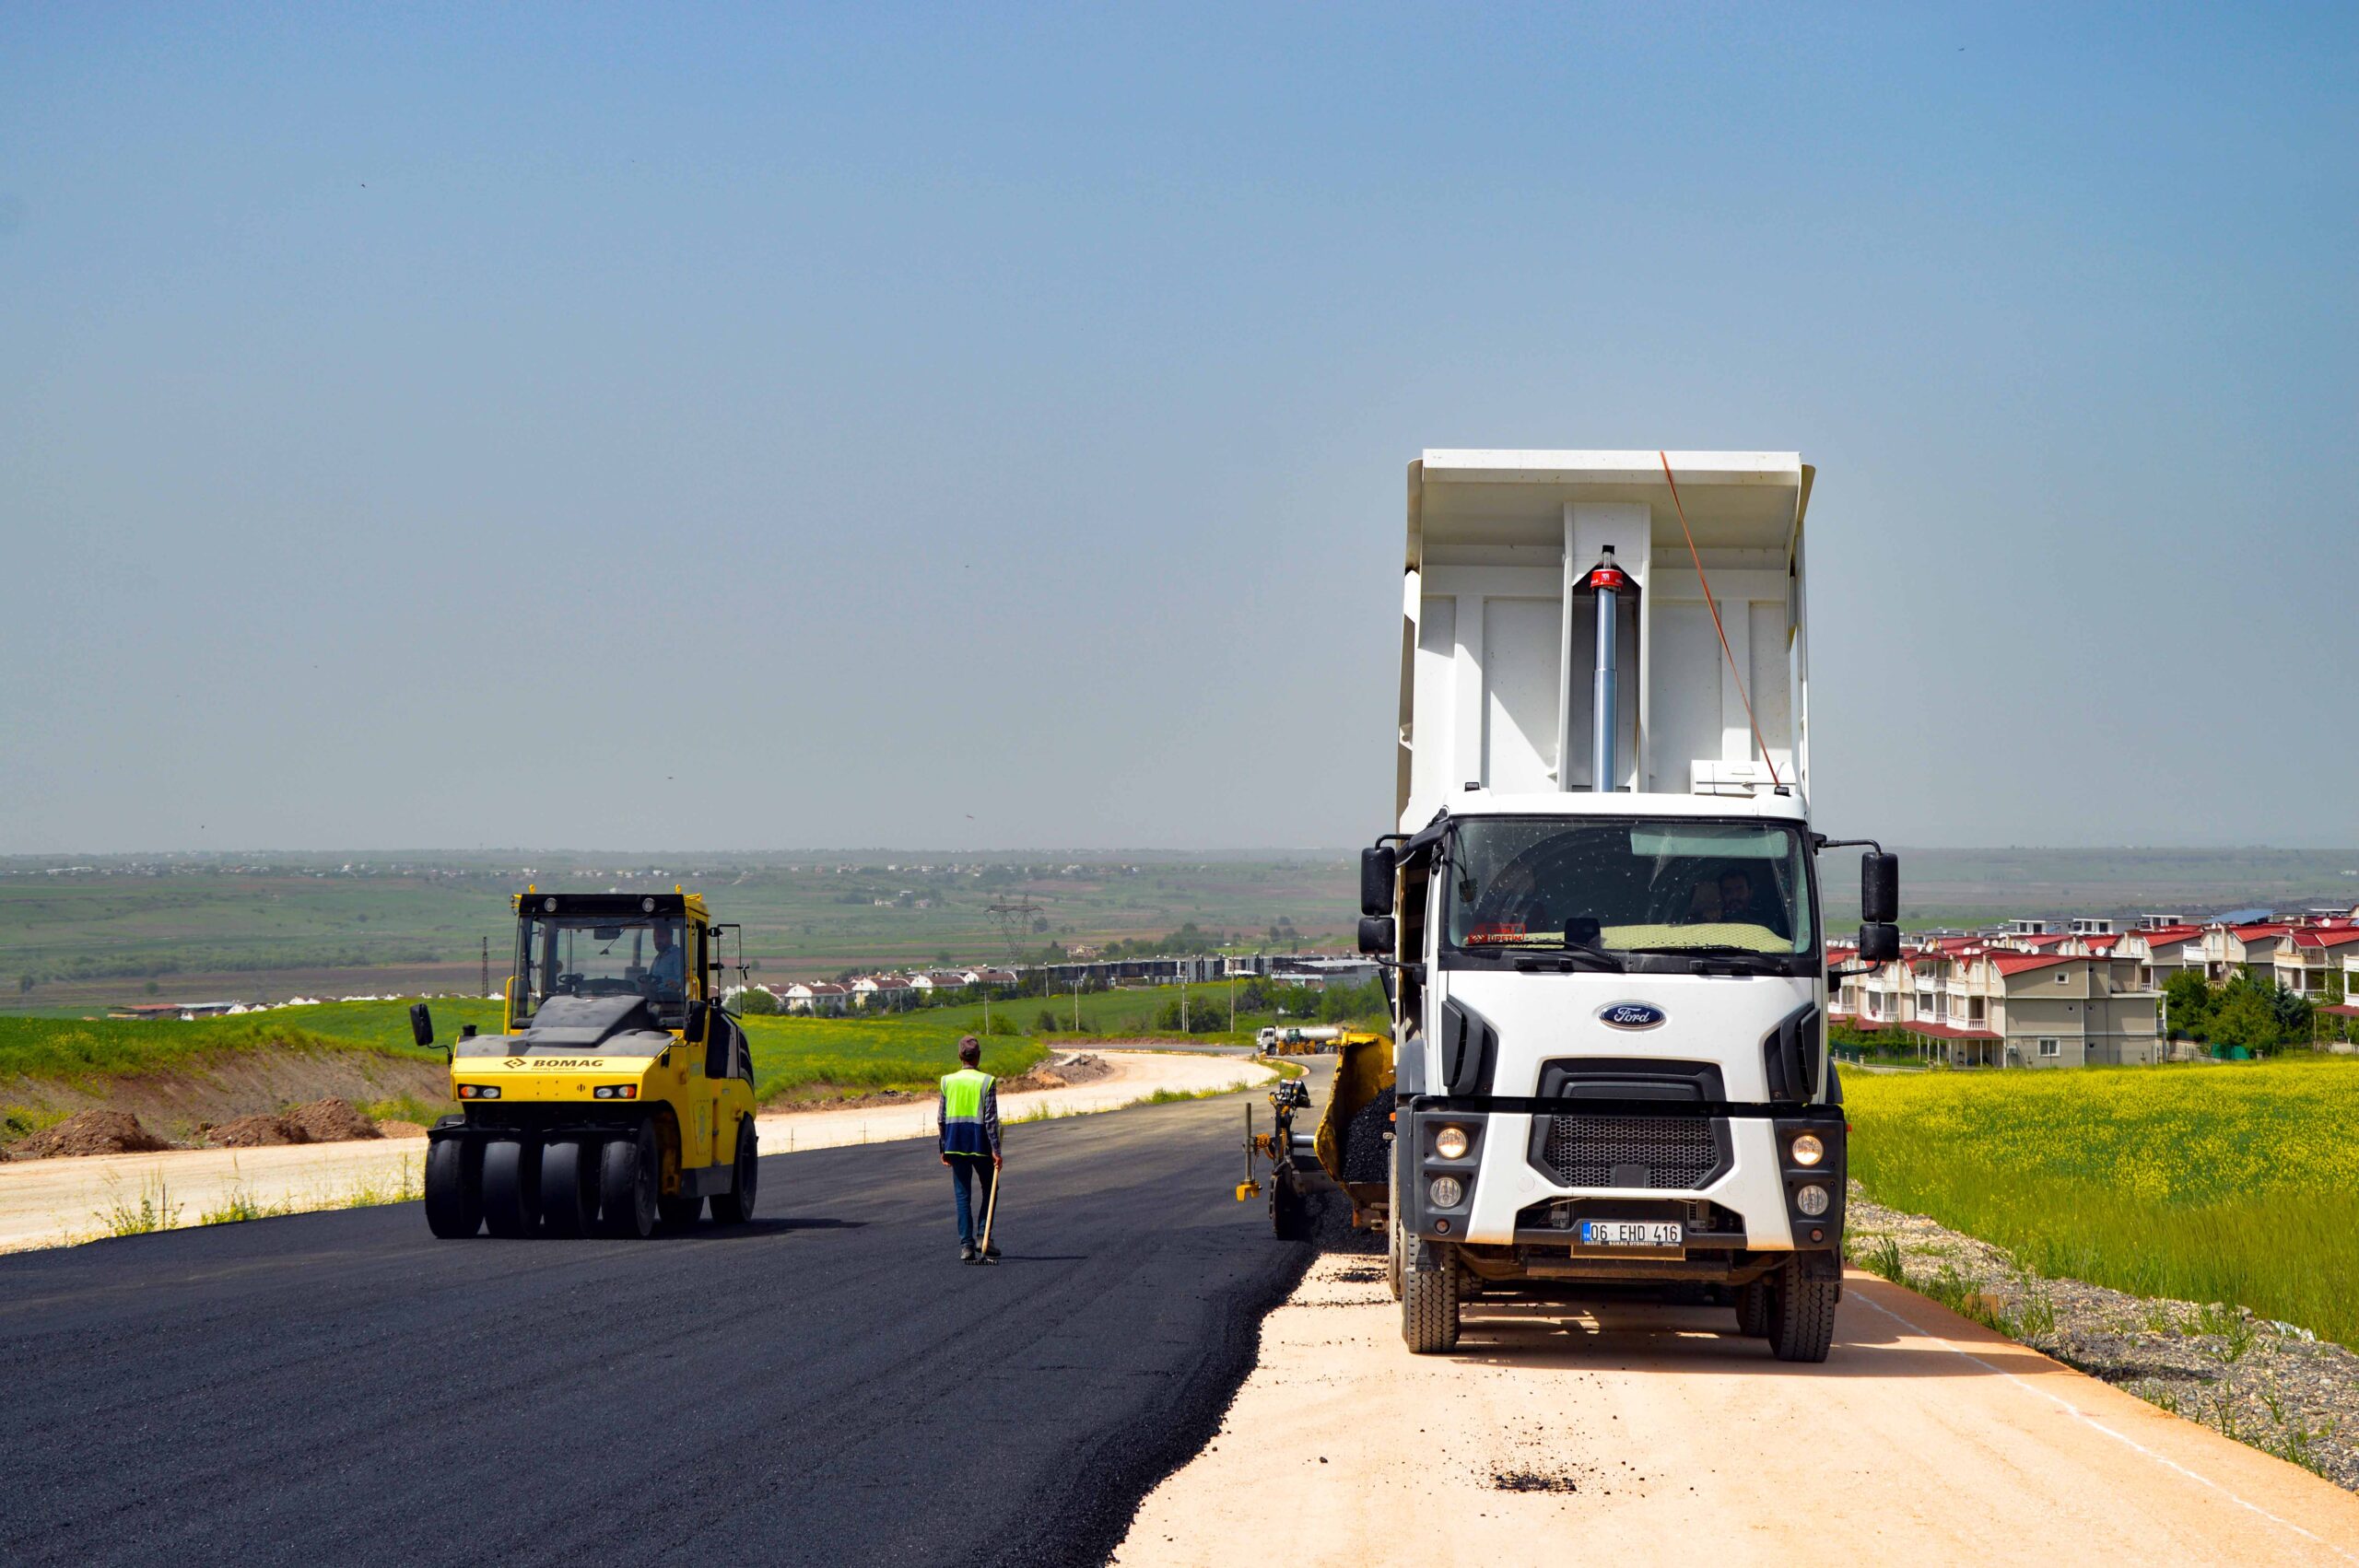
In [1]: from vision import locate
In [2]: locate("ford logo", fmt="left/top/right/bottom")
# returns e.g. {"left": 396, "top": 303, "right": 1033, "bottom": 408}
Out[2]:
{"left": 1597, "top": 1002, "right": 1667, "bottom": 1031}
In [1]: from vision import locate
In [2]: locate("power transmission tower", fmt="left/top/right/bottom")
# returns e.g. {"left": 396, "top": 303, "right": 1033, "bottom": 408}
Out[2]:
{"left": 985, "top": 898, "right": 1045, "bottom": 965}
{"left": 480, "top": 936, "right": 489, "bottom": 999}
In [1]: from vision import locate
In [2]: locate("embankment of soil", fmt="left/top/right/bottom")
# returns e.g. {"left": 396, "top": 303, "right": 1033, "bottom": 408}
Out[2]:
{"left": 2, "top": 1050, "right": 449, "bottom": 1147}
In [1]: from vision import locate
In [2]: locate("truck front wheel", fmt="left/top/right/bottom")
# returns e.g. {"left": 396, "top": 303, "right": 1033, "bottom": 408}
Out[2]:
{"left": 1386, "top": 1211, "right": 1403, "bottom": 1301}
{"left": 1735, "top": 1278, "right": 1771, "bottom": 1338}
{"left": 1767, "top": 1255, "right": 1840, "bottom": 1363}
{"left": 1401, "top": 1232, "right": 1461, "bottom": 1353}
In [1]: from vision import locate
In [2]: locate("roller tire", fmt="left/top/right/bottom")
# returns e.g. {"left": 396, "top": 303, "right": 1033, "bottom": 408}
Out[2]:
{"left": 480, "top": 1138, "right": 541, "bottom": 1238}
{"left": 423, "top": 1138, "right": 481, "bottom": 1239}
{"left": 1768, "top": 1257, "right": 1840, "bottom": 1363}
{"left": 1401, "top": 1231, "right": 1461, "bottom": 1353}
{"left": 597, "top": 1123, "right": 658, "bottom": 1239}
{"left": 1736, "top": 1278, "right": 1772, "bottom": 1338}
{"left": 657, "top": 1193, "right": 704, "bottom": 1228}
{"left": 709, "top": 1116, "right": 759, "bottom": 1224}
{"left": 538, "top": 1139, "right": 598, "bottom": 1237}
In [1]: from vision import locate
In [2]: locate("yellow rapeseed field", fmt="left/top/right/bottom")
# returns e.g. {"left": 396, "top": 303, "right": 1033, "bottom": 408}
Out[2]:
{"left": 1845, "top": 1056, "right": 2359, "bottom": 1346}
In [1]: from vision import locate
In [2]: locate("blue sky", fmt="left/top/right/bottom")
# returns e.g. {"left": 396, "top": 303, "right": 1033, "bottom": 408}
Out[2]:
{"left": 2, "top": 4, "right": 2352, "bottom": 853}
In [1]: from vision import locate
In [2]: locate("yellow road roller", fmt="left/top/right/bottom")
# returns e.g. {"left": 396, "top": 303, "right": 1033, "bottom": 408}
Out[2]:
{"left": 410, "top": 889, "right": 758, "bottom": 1239}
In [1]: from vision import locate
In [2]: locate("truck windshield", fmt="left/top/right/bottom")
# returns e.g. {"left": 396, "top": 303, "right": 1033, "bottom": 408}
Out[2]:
{"left": 514, "top": 915, "right": 689, "bottom": 1026}
{"left": 1445, "top": 817, "right": 1813, "bottom": 958}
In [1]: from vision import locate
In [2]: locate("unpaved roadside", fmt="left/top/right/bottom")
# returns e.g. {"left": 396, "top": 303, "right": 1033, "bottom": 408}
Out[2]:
{"left": 1114, "top": 1249, "right": 2359, "bottom": 1567}
{"left": 0, "top": 1049, "right": 1273, "bottom": 1253}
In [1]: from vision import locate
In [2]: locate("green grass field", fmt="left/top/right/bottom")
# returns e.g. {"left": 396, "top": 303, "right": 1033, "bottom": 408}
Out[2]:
{"left": 0, "top": 998, "right": 1052, "bottom": 1127}
{"left": 1847, "top": 1058, "right": 2359, "bottom": 1346}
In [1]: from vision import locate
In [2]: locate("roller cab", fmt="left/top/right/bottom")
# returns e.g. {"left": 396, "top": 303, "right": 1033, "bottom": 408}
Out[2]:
{"left": 417, "top": 891, "right": 761, "bottom": 1239}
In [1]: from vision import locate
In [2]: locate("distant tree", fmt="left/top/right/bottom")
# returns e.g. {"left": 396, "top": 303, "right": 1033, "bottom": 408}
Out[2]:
{"left": 1032, "top": 917, "right": 1050, "bottom": 934}
{"left": 736, "top": 987, "right": 780, "bottom": 1016}
{"left": 1035, "top": 1009, "right": 1059, "bottom": 1033}
{"left": 2207, "top": 981, "right": 2282, "bottom": 1054}
{"left": 16, "top": 975, "right": 30, "bottom": 995}
{"left": 2163, "top": 971, "right": 2212, "bottom": 1038}
{"left": 143, "top": 979, "right": 159, "bottom": 996}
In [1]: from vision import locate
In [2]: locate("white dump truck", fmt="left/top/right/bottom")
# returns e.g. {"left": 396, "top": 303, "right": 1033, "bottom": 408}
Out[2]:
{"left": 1351, "top": 450, "right": 1898, "bottom": 1361}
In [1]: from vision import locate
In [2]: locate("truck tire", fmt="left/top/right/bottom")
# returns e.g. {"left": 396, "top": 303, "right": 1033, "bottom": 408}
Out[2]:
{"left": 1768, "top": 1256, "right": 1840, "bottom": 1363}
{"left": 710, "top": 1117, "right": 759, "bottom": 1224}
{"left": 1386, "top": 1211, "right": 1403, "bottom": 1301}
{"left": 539, "top": 1139, "right": 598, "bottom": 1237}
{"left": 1401, "top": 1232, "right": 1461, "bottom": 1353}
{"left": 1736, "top": 1278, "right": 1772, "bottom": 1338}
{"left": 424, "top": 1138, "right": 481, "bottom": 1239}
{"left": 597, "top": 1124, "right": 658, "bottom": 1239}
{"left": 480, "top": 1138, "right": 541, "bottom": 1238}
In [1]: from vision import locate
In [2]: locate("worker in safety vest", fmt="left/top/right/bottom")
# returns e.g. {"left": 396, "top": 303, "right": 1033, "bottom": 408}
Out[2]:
{"left": 938, "top": 1036, "right": 1003, "bottom": 1263}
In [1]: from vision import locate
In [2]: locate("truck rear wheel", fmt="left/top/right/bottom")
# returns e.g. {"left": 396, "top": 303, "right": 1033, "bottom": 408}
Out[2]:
{"left": 710, "top": 1117, "right": 759, "bottom": 1224}
{"left": 423, "top": 1138, "right": 481, "bottom": 1239}
{"left": 480, "top": 1138, "right": 541, "bottom": 1238}
{"left": 597, "top": 1124, "right": 658, "bottom": 1238}
{"left": 1401, "top": 1232, "right": 1461, "bottom": 1353}
{"left": 1735, "top": 1278, "right": 1772, "bottom": 1338}
{"left": 1768, "top": 1256, "right": 1840, "bottom": 1363}
{"left": 539, "top": 1139, "right": 598, "bottom": 1237}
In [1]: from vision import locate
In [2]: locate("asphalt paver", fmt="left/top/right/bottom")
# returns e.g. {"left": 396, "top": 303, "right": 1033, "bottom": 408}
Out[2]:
{"left": 0, "top": 1091, "right": 1310, "bottom": 1568}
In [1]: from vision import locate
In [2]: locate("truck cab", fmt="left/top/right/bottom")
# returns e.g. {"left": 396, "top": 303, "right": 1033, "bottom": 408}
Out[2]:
{"left": 418, "top": 889, "right": 760, "bottom": 1239}
{"left": 1367, "top": 451, "right": 1898, "bottom": 1360}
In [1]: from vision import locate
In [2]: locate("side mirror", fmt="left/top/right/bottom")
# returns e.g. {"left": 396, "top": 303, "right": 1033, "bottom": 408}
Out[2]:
{"left": 408, "top": 1002, "right": 434, "bottom": 1049}
{"left": 1359, "top": 845, "right": 1397, "bottom": 918}
{"left": 1860, "top": 851, "right": 1900, "bottom": 925}
{"left": 1858, "top": 922, "right": 1902, "bottom": 963}
{"left": 1357, "top": 915, "right": 1395, "bottom": 956}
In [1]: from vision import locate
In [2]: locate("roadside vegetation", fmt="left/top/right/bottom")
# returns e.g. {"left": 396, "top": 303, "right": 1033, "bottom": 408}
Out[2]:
{"left": 1846, "top": 1057, "right": 2359, "bottom": 1346}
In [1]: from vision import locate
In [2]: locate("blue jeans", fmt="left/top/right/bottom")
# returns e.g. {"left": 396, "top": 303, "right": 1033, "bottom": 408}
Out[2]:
{"left": 949, "top": 1156, "right": 997, "bottom": 1246}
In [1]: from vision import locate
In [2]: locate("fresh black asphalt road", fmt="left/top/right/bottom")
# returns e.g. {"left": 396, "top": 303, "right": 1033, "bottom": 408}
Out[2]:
{"left": 0, "top": 1089, "right": 1314, "bottom": 1568}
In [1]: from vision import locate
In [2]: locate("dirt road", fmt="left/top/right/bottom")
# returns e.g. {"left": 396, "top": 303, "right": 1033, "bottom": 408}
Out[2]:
{"left": 1116, "top": 1249, "right": 2359, "bottom": 1566}
{"left": 0, "top": 1049, "right": 1271, "bottom": 1251}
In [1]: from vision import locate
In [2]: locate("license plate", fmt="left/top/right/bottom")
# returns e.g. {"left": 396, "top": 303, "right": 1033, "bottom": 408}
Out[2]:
{"left": 1579, "top": 1220, "right": 1683, "bottom": 1250}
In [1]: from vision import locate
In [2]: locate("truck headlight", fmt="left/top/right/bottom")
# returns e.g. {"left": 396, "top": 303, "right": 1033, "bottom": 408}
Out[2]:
{"left": 1790, "top": 1133, "right": 1825, "bottom": 1167}
{"left": 1435, "top": 1126, "right": 1469, "bottom": 1160}
{"left": 1796, "top": 1183, "right": 1829, "bottom": 1216}
{"left": 1429, "top": 1176, "right": 1464, "bottom": 1209}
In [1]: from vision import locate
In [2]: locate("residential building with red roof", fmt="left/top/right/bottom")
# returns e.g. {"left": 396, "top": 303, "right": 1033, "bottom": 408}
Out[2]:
{"left": 2272, "top": 924, "right": 2359, "bottom": 1000}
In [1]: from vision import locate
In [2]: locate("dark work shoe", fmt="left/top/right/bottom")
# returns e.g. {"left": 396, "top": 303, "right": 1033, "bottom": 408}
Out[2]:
{"left": 982, "top": 1241, "right": 1001, "bottom": 1260}
{"left": 959, "top": 1242, "right": 977, "bottom": 1263}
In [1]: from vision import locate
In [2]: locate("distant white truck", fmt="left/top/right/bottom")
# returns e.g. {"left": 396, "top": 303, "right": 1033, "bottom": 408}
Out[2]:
{"left": 1357, "top": 450, "right": 1898, "bottom": 1361}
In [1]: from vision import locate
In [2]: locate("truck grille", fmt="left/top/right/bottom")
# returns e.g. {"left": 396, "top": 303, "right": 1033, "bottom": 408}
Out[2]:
{"left": 1536, "top": 1115, "right": 1725, "bottom": 1190}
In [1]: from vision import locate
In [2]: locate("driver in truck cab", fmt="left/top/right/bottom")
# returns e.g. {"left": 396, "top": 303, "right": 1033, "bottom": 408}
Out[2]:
{"left": 645, "top": 922, "right": 687, "bottom": 1001}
